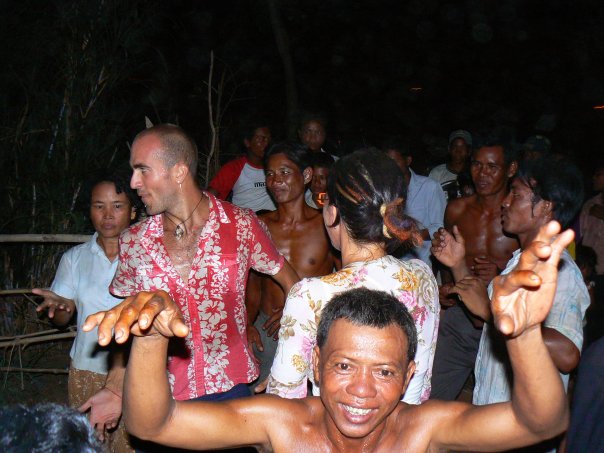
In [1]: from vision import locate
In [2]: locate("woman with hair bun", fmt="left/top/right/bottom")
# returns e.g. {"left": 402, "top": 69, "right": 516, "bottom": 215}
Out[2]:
{"left": 266, "top": 148, "right": 439, "bottom": 404}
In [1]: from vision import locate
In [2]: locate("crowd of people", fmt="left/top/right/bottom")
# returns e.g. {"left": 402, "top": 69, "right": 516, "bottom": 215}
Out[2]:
{"left": 6, "top": 115, "right": 603, "bottom": 453}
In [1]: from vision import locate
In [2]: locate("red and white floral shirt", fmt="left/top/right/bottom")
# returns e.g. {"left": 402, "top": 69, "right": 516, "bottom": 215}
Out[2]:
{"left": 110, "top": 192, "right": 284, "bottom": 400}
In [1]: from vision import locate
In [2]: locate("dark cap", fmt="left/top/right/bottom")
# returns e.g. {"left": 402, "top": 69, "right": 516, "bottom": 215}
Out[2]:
{"left": 448, "top": 130, "right": 472, "bottom": 147}
{"left": 522, "top": 135, "right": 551, "bottom": 154}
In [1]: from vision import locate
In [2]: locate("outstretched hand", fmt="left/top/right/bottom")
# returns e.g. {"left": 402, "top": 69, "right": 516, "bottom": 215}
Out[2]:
{"left": 78, "top": 387, "right": 122, "bottom": 441}
{"left": 491, "top": 221, "right": 573, "bottom": 337}
{"left": 82, "top": 290, "right": 189, "bottom": 345}
{"left": 33, "top": 288, "right": 75, "bottom": 320}
{"left": 431, "top": 225, "right": 466, "bottom": 269}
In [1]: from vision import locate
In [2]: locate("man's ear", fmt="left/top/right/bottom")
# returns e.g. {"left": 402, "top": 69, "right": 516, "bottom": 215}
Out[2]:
{"left": 401, "top": 360, "right": 416, "bottom": 397}
{"left": 303, "top": 167, "right": 313, "bottom": 184}
{"left": 406, "top": 156, "right": 413, "bottom": 167}
{"left": 173, "top": 162, "right": 189, "bottom": 185}
{"left": 243, "top": 138, "right": 251, "bottom": 149}
{"left": 312, "top": 346, "right": 321, "bottom": 387}
{"left": 507, "top": 160, "right": 519, "bottom": 178}
{"left": 130, "top": 206, "right": 136, "bottom": 221}
{"left": 324, "top": 204, "right": 338, "bottom": 227}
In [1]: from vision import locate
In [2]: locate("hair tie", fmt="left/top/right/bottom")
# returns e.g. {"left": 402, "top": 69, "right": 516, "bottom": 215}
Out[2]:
{"left": 379, "top": 202, "right": 388, "bottom": 218}
{"left": 380, "top": 202, "right": 392, "bottom": 239}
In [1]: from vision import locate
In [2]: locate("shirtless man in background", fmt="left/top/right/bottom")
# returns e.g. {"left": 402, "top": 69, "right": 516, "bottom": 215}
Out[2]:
{"left": 430, "top": 135, "right": 519, "bottom": 400}
{"left": 247, "top": 142, "right": 338, "bottom": 389}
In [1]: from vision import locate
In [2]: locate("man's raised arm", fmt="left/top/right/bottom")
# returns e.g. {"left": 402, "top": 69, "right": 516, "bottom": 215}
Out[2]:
{"left": 430, "top": 221, "right": 571, "bottom": 452}
{"left": 82, "top": 291, "right": 276, "bottom": 451}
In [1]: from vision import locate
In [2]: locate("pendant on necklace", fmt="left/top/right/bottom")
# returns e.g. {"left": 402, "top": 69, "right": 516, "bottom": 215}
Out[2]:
{"left": 174, "top": 224, "right": 185, "bottom": 240}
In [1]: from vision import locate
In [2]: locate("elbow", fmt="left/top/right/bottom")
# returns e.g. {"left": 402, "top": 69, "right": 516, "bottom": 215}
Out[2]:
{"left": 552, "top": 347, "right": 581, "bottom": 374}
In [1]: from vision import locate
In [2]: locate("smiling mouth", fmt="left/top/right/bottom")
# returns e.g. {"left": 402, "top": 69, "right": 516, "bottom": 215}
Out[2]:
{"left": 343, "top": 405, "right": 372, "bottom": 416}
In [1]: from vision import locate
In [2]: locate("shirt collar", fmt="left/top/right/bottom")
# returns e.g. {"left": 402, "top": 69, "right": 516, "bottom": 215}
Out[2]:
{"left": 142, "top": 191, "right": 231, "bottom": 239}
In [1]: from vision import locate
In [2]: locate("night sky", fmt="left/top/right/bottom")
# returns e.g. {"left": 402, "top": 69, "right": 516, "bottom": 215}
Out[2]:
{"left": 2, "top": 0, "right": 603, "bottom": 177}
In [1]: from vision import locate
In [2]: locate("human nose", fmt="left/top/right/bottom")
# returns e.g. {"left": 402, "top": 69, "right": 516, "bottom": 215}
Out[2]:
{"left": 346, "top": 368, "right": 377, "bottom": 399}
{"left": 130, "top": 171, "right": 140, "bottom": 189}
{"left": 502, "top": 192, "right": 512, "bottom": 208}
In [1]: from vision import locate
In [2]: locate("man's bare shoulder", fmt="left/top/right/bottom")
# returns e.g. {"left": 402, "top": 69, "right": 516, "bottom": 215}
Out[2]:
{"left": 392, "top": 400, "right": 473, "bottom": 450}
{"left": 232, "top": 395, "right": 327, "bottom": 450}
{"left": 445, "top": 195, "right": 476, "bottom": 225}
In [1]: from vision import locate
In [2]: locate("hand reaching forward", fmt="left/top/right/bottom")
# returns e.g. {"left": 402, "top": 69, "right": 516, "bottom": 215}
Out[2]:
{"left": 78, "top": 387, "right": 122, "bottom": 441}
{"left": 491, "top": 221, "right": 573, "bottom": 337}
{"left": 82, "top": 290, "right": 189, "bottom": 345}
{"left": 431, "top": 225, "right": 466, "bottom": 269}
{"left": 33, "top": 288, "right": 75, "bottom": 321}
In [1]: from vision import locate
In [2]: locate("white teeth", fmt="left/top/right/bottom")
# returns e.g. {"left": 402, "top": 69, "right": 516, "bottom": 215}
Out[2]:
{"left": 343, "top": 405, "right": 371, "bottom": 416}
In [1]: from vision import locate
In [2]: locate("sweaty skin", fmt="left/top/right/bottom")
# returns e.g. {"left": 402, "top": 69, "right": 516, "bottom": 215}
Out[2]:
{"left": 444, "top": 146, "right": 518, "bottom": 284}
{"left": 248, "top": 152, "right": 338, "bottom": 338}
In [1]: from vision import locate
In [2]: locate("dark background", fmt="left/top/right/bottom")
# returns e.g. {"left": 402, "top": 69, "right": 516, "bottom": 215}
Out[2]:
{"left": 1, "top": 0, "right": 603, "bottom": 233}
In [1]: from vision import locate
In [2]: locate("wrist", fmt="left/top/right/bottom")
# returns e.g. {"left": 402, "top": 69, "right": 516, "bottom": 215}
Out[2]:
{"left": 104, "top": 385, "right": 122, "bottom": 398}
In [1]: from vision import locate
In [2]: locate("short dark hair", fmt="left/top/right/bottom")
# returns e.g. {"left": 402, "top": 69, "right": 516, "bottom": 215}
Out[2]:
{"left": 310, "top": 152, "right": 335, "bottom": 170}
{"left": 316, "top": 288, "right": 417, "bottom": 363}
{"left": 134, "top": 124, "right": 198, "bottom": 175}
{"left": 86, "top": 170, "right": 140, "bottom": 211}
{"left": 515, "top": 157, "right": 584, "bottom": 227}
{"left": 243, "top": 123, "right": 270, "bottom": 141}
{"left": 0, "top": 403, "right": 102, "bottom": 452}
{"left": 263, "top": 141, "right": 312, "bottom": 173}
{"left": 380, "top": 137, "right": 412, "bottom": 158}
{"left": 473, "top": 131, "right": 519, "bottom": 166}
{"left": 298, "top": 112, "right": 328, "bottom": 131}
{"left": 326, "top": 148, "right": 422, "bottom": 253}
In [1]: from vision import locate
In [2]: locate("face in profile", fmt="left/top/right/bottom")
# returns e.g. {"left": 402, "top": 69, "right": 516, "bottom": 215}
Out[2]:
{"left": 90, "top": 182, "right": 133, "bottom": 240}
{"left": 265, "top": 153, "right": 308, "bottom": 204}
{"left": 501, "top": 177, "right": 548, "bottom": 237}
{"left": 313, "top": 319, "right": 415, "bottom": 440}
{"left": 299, "top": 120, "right": 326, "bottom": 152}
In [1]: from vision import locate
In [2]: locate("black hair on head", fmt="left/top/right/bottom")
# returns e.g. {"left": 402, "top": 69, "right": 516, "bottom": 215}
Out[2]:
{"left": 515, "top": 157, "right": 584, "bottom": 227}
{"left": 0, "top": 403, "right": 103, "bottom": 452}
{"left": 316, "top": 288, "right": 417, "bottom": 363}
{"left": 263, "top": 141, "right": 312, "bottom": 173}
{"left": 326, "top": 148, "right": 422, "bottom": 253}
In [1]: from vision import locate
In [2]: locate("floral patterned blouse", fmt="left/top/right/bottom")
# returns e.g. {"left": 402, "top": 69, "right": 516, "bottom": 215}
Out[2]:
{"left": 267, "top": 255, "right": 439, "bottom": 404}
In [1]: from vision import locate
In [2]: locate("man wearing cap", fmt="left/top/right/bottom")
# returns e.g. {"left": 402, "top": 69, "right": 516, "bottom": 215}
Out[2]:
{"left": 429, "top": 129, "right": 472, "bottom": 200}
{"left": 521, "top": 134, "right": 552, "bottom": 161}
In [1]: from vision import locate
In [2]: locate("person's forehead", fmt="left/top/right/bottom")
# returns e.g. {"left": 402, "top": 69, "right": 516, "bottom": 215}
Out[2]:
{"left": 91, "top": 183, "right": 129, "bottom": 202}
{"left": 253, "top": 127, "right": 271, "bottom": 137}
{"left": 267, "top": 153, "right": 300, "bottom": 170}
{"left": 324, "top": 319, "right": 408, "bottom": 362}
{"left": 131, "top": 134, "right": 163, "bottom": 158}
{"left": 450, "top": 138, "right": 468, "bottom": 148}
{"left": 473, "top": 145, "right": 505, "bottom": 162}
{"left": 302, "top": 120, "right": 325, "bottom": 131}
{"left": 510, "top": 177, "right": 532, "bottom": 192}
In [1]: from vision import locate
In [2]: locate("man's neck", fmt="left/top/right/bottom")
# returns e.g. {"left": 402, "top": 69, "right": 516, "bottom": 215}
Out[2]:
{"left": 163, "top": 188, "right": 207, "bottom": 228}
{"left": 96, "top": 235, "right": 120, "bottom": 262}
{"left": 275, "top": 196, "right": 308, "bottom": 222}
{"left": 246, "top": 151, "right": 263, "bottom": 167}
{"left": 476, "top": 190, "right": 508, "bottom": 212}
{"left": 446, "top": 161, "right": 465, "bottom": 174}
{"left": 322, "top": 409, "right": 388, "bottom": 453}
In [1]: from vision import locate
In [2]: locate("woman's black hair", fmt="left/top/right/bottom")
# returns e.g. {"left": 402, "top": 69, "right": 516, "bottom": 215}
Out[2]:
{"left": 326, "top": 148, "right": 421, "bottom": 253}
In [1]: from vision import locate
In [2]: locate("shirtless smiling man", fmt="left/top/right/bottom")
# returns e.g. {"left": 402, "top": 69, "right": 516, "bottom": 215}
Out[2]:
{"left": 84, "top": 221, "right": 572, "bottom": 452}
{"left": 430, "top": 134, "right": 519, "bottom": 400}
{"left": 247, "top": 142, "right": 338, "bottom": 388}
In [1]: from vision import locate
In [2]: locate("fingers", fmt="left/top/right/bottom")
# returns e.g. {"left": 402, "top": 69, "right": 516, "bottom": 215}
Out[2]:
{"left": 496, "top": 270, "right": 541, "bottom": 296}
{"left": 168, "top": 314, "right": 190, "bottom": 338}
{"left": 254, "top": 377, "right": 269, "bottom": 393}
{"left": 451, "top": 225, "right": 464, "bottom": 245}
{"left": 78, "top": 398, "right": 93, "bottom": 413}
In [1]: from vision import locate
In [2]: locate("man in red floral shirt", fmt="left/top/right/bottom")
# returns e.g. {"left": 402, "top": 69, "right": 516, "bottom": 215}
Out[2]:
{"left": 107, "top": 124, "right": 299, "bottom": 403}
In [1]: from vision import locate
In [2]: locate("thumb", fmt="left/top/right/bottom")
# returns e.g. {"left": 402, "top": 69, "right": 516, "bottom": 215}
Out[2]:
{"left": 452, "top": 225, "right": 464, "bottom": 244}
{"left": 78, "top": 397, "right": 93, "bottom": 413}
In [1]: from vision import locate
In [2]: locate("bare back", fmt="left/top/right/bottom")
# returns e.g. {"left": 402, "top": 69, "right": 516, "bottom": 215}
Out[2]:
{"left": 258, "top": 206, "right": 335, "bottom": 315}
